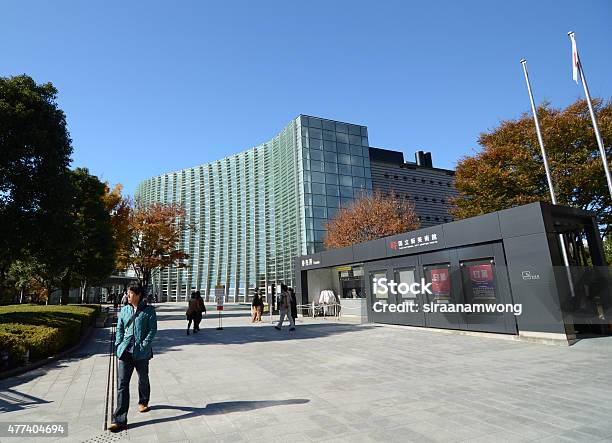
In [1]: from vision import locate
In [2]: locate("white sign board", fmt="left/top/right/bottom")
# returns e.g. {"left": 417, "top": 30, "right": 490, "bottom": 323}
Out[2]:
{"left": 215, "top": 285, "right": 225, "bottom": 311}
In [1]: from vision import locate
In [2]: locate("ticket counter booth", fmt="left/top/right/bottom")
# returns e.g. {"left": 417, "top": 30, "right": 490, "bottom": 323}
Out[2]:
{"left": 295, "top": 202, "right": 610, "bottom": 343}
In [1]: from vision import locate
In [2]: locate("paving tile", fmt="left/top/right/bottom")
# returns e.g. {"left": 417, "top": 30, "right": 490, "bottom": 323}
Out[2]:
{"left": 1, "top": 303, "right": 612, "bottom": 443}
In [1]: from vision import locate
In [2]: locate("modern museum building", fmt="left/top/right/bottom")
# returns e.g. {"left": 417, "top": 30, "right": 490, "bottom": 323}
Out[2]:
{"left": 136, "top": 115, "right": 457, "bottom": 301}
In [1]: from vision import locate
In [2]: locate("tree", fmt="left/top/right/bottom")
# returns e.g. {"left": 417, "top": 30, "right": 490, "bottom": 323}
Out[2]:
{"left": 604, "top": 234, "right": 612, "bottom": 265}
{"left": 0, "top": 75, "right": 73, "bottom": 296}
{"left": 450, "top": 98, "right": 612, "bottom": 238}
{"left": 43, "top": 168, "right": 115, "bottom": 304}
{"left": 117, "top": 201, "right": 192, "bottom": 293}
{"left": 102, "top": 184, "right": 130, "bottom": 271}
{"left": 69, "top": 168, "right": 116, "bottom": 303}
{"left": 7, "top": 257, "right": 46, "bottom": 304}
{"left": 324, "top": 190, "right": 421, "bottom": 249}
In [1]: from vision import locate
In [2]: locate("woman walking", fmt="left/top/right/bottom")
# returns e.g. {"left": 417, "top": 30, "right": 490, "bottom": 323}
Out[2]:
{"left": 194, "top": 291, "right": 206, "bottom": 332}
{"left": 251, "top": 290, "right": 264, "bottom": 323}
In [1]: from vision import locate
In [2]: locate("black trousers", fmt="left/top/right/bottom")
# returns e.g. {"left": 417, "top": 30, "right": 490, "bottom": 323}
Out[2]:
{"left": 113, "top": 352, "right": 150, "bottom": 425}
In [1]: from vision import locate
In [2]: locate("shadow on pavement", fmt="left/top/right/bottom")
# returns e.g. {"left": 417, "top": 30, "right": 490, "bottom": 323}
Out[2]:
{"left": 0, "top": 387, "right": 52, "bottom": 412}
{"left": 160, "top": 312, "right": 252, "bottom": 322}
{"left": 150, "top": 322, "right": 373, "bottom": 355}
{"left": 128, "top": 399, "right": 310, "bottom": 429}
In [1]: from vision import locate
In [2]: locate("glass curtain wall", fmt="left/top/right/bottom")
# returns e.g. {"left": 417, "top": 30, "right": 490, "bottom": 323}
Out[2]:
{"left": 136, "top": 120, "right": 300, "bottom": 302}
{"left": 137, "top": 115, "right": 374, "bottom": 301}
{"left": 297, "top": 115, "right": 373, "bottom": 254}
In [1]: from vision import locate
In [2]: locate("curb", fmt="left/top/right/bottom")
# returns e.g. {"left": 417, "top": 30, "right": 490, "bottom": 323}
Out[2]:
{"left": 0, "top": 324, "right": 96, "bottom": 380}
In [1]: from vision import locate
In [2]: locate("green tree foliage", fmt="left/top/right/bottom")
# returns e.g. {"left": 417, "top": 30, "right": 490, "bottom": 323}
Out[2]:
{"left": 451, "top": 98, "right": 612, "bottom": 238}
{"left": 61, "top": 168, "right": 116, "bottom": 304}
{"left": 604, "top": 234, "right": 612, "bottom": 265}
{"left": 1, "top": 76, "right": 118, "bottom": 304}
{"left": 0, "top": 75, "right": 73, "bottom": 295}
{"left": 7, "top": 257, "right": 46, "bottom": 303}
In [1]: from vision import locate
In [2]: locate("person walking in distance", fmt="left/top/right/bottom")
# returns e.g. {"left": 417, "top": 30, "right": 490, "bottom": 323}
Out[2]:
{"left": 194, "top": 290, "right": 206, "bottom": 332}
{"left": 121, "top": 290, "right": 129, "bottom": 306}
{"left": 274, "top": 284, "right": 295, "bottom": 331}
{"left": 251, "top": 290, "right": 264, "bottom": 323}
{"left": 289, "top": 287, "right": 298, "bottom": 325}
{"left": 109, "top": 285, "right": 157, "bottom": 432}
{"left": 186, "top": 292, "right": 199, "bottom": 335}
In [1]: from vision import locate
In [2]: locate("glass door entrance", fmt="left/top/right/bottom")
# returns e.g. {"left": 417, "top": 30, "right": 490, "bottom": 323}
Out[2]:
{"left": 390, "top": 256, "right": 425, "bottom": 326}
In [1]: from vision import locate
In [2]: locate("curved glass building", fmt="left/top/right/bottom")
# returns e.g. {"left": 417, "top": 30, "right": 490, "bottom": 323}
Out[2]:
{"left": 135, "top": 115, "right": 372, "bottom": 301}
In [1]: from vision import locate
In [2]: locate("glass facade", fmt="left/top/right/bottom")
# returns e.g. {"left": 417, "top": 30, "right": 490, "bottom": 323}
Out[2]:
{"left": 135, "top": 115, "right": 372, "bottom": 302}
{"left": 298, "top": 115, "right": 372, "bottom": 254}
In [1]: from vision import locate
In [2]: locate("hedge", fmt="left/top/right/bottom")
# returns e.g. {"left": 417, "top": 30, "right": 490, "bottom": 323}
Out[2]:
{"left": 0, "top": 304, "right": 99, "bottom": 371}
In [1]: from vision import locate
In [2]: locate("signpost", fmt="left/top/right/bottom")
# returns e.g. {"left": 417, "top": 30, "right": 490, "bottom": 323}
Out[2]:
{"left": 215, "top": 285, "right": 224, "bottom": 330}
{"left": 267, "top": 285, "right": 273, "bottom": 322}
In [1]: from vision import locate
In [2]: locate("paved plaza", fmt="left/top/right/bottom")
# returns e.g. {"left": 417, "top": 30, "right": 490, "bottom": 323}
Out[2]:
{"left": 1, "top": 303, "right": 612, "bottom": 443}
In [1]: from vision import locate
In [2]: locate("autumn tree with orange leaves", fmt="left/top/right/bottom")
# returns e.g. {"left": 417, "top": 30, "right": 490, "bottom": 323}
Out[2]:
{"left": 450, "top": 98, "right": 612, "bottom": 238}
{"left": 324, "top": 191, "right": 420, "bottom": 249}
{"left": 116, "top": 201, "right": 193, "bottom": 293}
{"left": 102, "top": 184, "right": 130, "bottom": 271}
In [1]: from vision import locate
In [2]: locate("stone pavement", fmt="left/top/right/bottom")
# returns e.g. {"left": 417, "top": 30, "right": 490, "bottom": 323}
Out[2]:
{"left": 1, "top": 303, "right": 612, "bottom": 443}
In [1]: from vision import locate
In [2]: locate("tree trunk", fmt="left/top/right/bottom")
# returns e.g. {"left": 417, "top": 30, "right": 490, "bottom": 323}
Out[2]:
{"left": 80, "top": 279, "right": 88, "bottom": 304}
{"left": 142, "top": 270, "right": 151, "bottom": 299}
{"left": 60, "top": 282, "right": 70, "bottom": 305}
{"left": 20, "top": 289, "right": 24, "bottom": 304}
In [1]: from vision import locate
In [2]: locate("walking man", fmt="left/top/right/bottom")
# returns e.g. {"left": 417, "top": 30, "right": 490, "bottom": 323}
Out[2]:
{"left": 274, "top": 284, "right": 296, "bottom": 331}
{"left": 109, "top": 285, "right": 157, "bottom": 432}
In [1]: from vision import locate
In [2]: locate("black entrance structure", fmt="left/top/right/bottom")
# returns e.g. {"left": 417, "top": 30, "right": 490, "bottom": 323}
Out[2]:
{"left": 295, "top": 202, "right": 611, "bottom": 344}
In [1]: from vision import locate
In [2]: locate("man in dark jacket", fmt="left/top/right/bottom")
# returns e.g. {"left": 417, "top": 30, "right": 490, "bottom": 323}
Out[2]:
{"left": 109, "top": 285, "right": 157, "bottom": 432}
{"left": 289, "top": 288, "right": 298, "bottom": 321}
{"left": 274, "top": 284, "right": 296, "bottom": 331}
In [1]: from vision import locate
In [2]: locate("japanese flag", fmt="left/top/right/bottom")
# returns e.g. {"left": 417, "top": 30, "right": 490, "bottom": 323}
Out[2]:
{"left": 570, "top": 33, "right": 579, "bottom": 83}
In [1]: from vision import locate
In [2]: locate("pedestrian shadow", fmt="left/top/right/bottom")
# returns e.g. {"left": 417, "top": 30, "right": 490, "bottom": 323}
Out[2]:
{"left": 127, "top": 399, "right": 310, "bottom": 429}
{"left": 158, "top": 312, "right": 252, "bottom": 322}
{"left": 0, "top": 387, "right": 52, "bottom": 412}
{"left": 150, "top": 322, "right": 374, "bottom": 355}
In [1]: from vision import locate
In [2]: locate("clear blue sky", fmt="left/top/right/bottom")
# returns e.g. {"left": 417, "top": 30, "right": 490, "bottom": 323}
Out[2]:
{"left": 2, "top": 0, "right": 611, "bottom": 196}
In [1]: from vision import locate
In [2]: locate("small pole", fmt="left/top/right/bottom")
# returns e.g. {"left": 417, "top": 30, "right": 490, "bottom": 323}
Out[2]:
{"left": 217, "top": 310, "right": 223, "bottom": 330}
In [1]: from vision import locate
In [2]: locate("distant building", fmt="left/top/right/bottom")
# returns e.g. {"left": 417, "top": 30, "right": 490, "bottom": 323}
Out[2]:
{"left": 369, "top": 148, "right": 457, "bottom": 227}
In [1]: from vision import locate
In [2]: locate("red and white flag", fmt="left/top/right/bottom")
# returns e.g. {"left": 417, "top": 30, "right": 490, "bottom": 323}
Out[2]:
{"left": 570, "top": 33, "right": 579, "bottom": 83}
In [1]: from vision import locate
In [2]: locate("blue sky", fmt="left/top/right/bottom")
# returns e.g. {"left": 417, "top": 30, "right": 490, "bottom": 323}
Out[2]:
{"left": 1, "top": 0, "right": 611, "bottom": 196}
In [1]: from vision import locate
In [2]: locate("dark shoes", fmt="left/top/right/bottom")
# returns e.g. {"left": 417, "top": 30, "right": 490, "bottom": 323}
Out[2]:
{"left": 186, "top": 330, "right": 190, "bottom": 335}
{"left": 138, "top": 404, "right": 150, "bottom": 413}
{"left": 274, "top": 326, "right": 281, "bottom": 330}
{"left": 289, "top": 327, "right": 295, "bottom": 331}
{"left": 108, "top": 423, "right": 127, "bottom": 433}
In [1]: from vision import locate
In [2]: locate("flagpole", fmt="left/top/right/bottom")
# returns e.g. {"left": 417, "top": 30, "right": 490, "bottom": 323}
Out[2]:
{"left": 520, "top": 60, "right": 557, "bottom": 203}
{"left": 568, "top": 31, "right": 612, "bottom": 200}
{"left": 520, "top": 59, "right": 575, "bottom": 299}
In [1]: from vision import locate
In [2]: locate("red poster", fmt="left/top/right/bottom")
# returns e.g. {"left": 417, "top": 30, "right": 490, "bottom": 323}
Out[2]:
{"left": 430, "top": 268, "right": 450, "bottom": 299}
{"left": 468, "top": 264, "right": 496, "bottom": 300}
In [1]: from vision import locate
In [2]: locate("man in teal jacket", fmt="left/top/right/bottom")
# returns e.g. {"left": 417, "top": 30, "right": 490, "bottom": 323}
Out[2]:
{"left": 109, "top": 285, "right": 157, "bottom": 432}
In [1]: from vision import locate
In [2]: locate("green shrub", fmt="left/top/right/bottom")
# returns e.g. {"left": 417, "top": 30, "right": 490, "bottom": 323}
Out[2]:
{"left": 0, "top": 329, "right": 27, "bottom": 366}
{"left": 0, "top": 323, "right": 63, "bottom": 368}
{"left": 0, "top": 304, "right": 98, "bottom": 336}
{"left": 0, "top": 304, "right": 99, "bottom": 370}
